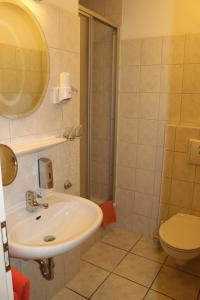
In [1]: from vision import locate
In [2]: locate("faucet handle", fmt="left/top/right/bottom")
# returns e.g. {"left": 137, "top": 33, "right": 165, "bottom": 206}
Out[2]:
{"left": 35, "top": 192, "right": 42, "bottom": 199}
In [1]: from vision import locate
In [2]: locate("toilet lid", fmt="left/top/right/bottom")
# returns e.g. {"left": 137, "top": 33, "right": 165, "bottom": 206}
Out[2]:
{"left": 159, "top": 213, "right": 200, "bottom": 251}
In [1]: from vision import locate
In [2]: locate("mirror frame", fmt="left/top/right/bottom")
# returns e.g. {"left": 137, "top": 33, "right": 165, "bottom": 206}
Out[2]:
{"left": 0, "top": 0, "right": 50, "bottom": 119}
{"left": 0, "top": 144, "right": 18, "bottom": 186}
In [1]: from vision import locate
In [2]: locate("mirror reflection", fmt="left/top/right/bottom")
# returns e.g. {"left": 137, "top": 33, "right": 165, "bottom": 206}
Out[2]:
{"left": 0, "top": 144, "right": 18, "bottom": 186}
{"left": 0, "top": 1, "right": 49, "bottom": 119}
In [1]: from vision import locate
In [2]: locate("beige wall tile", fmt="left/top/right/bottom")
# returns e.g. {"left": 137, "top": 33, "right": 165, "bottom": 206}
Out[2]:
{"left": 159, "top": 93, "right": 181, "bottom": 121}
{"left": 120, "top": 66, "right": 140, "bottom": 92}
{"left": 159, "top": 203, "right": 170, "bottom": 221}
{"left": 117, "top": 141, "right": 137, "bottom": 167}
{"left": 121, "top": 39, "right": 141, "bottom": 66}
{"left": 168, "top": 205, "right": 191, "bottom": 218}
{"left": 173, "top": 152, "right": 196, "bottom": 182}
{"left": 162, "top": 35, "right": 185, "bottom": 64}
{"left": 181, "top": 94, "right": 200, "bottom": 123}
{"left": 117, "top": 166, "right": 135, "bottom": 190}
{"left": 140, "top": 66, "right": 161, "bottom": 92}
{"left": 33, "top": 2, "right": 61, "bottom": 49}
{"left": 115, "top": 188, "right": 134, "bottom": 216}
{"left": 138, "top": 119, "right": 158, "bottom": 145}
{"left": 175, "top": 126, "right": 199, "bottom": 152}
{"left": 170, "top": 179, "right": 194, "bottom": 209}
{"left": 185, "top": 34, "right": 200, "bottom": 63}
{"left": 192, "top": 184, "right": 200, "bottom": 212}
{"left": 135, "top": 169, "right": 155, "bottom": 195}
{"left": 164, "top": 125, "right": 176, "bottom": 151}
{"left": 60, "top": 10, "right": 80, "bottom": 52}
{"left": 141, "top": 37, "right": 162, "bottom": 65}
{"left": 132, "top": 214, "right": 152, "bottom": 235}
{"left": 155, "top": 147, "right": 164, "bottom": 171}
{"left": 133, "top": 192, "right": 153, "bottom": 217}
{"left": 118, "top": 117, "right": 138, "bottom": 143}
{"left": 163, "top": 151, "right": 174, "bottom": 178}
{"left": 183, "top": 64, "right": 200, "bottom": 93}
{"left": 154, "top": 172, "right": 162, "bottom": 196}
{"left": 157, "top": 121, "right": 166, "bottom": 146}
{"left": 136, "top": 144, "right": 156, "bottom": 170}
{"left": 195, "top": 166, "right": 200, "bottom": 183}
{"left": 160, "top": 65, "right": 183, "bottom": 93}
{"left": 160, "top": 178, "right": 172, "bottom": 204}
{"left": 139, "top": 93, "right": 159, "bottom": 120}
{"left": 119, "top": 93, "right": 139, "bottom": 119}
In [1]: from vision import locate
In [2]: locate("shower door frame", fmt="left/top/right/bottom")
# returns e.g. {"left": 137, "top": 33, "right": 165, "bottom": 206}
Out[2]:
{"left": 79, "top": 5, "right": 120, "bottom": 202}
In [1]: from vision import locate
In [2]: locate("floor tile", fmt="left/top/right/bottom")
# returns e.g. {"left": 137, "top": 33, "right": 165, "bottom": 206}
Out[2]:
{"left": 82, "top": 242, "right": 126, "bottom": 271}
{"left": 131, "top": 236, "right": 167, "bottom": 263}
{"left": 114, "top": 253, "right": 162, "bottom": 287}
{"left": 91, "top": 274, "right": 148, "bottom": 300}
{"left": 66, "top": 261, "right": 109, "bottom": 298}
{"left": 145, "top": 290, "right": 173, "bottom": 299}
{"left": 101, "top": 228, "right": 141, "bottom": 251}
{"left": 165, "top": 255, "right": 200, "bottom": 277}
{"left": 51, "top": 288, "right": 86, "bottom": 300}
{"left": 152, "top": 266, "right": 200, "bottom": 300}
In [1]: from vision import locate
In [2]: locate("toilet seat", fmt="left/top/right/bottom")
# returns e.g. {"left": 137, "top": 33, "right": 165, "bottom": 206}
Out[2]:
{"left": 159, "top": 213, "right": 200, "bottom": 252}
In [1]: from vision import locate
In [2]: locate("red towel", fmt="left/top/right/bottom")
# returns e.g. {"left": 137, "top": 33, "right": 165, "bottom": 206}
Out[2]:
{"left": 14, "top": 292, "right": 19, "bottom": 300}
{"left": 100, "top": 200, "right": 116, "bottom": 228}
{"left": 12, "top": 267, "right": 30, "bottom": 300}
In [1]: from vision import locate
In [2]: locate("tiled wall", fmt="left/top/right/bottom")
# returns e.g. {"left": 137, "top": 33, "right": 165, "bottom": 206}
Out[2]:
{"left": 3, "top": 1, "right": 80, "bottom": 209}
{"left": 1, "top": 1, "right": 81, "bottom": 299}
{"left": 116, "top": 33, "right": 200, "bottom": 235}
{"left": 160, "top": 124, "right": 200, "bottom": 221}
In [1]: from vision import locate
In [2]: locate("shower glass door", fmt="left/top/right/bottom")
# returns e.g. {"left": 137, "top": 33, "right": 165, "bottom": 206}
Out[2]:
{"left": 80, "top": 10, "right": 117, "bottom": 204}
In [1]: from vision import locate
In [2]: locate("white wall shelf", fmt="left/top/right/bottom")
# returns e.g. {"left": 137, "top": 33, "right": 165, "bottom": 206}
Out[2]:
{"left": 11, "top": 136, "right": 67, "bottom": 156}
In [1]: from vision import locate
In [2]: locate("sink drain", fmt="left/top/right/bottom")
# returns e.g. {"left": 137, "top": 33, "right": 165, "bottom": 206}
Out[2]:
{"left": 44, "top": 235, "right": 56, "bottom": 242}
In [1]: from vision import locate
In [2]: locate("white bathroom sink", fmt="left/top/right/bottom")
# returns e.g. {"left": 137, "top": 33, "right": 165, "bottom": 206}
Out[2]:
{"left": 6, "top": 192, "right": 103, "bottom": 259}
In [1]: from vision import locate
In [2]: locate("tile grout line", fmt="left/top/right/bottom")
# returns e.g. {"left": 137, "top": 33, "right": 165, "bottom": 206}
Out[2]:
{"left": 64, "top": 232, "right": 200, "bottom": 300}
{"left": 64, "top": 285, "right": 89, "bottom": 299}
{"left": 142, "top": 255, "right": 176, "bottom": 300}
{"left": 83, "top": 236, "right": 144, "bottom": 299}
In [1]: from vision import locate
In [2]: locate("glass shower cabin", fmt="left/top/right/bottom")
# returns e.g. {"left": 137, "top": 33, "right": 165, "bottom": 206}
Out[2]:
{"left": 80, "top": 7, "right": 118, "bottom": 205}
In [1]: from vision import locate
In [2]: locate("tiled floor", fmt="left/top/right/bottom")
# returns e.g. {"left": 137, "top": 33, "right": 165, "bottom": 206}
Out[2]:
{"left": 53, "top": 228, "right": 200, "bottom": 300}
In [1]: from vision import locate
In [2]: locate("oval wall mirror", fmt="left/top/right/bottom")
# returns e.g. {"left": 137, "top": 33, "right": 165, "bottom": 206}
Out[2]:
{"left": 0, "top": 144, "right": 18, "bottom": 186}
{"left": 0, "top": 0, "right": 49, "bottom": 119}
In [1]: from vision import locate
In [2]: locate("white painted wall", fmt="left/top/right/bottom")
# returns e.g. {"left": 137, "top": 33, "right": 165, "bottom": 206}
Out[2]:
{"left": 44, "top": 0, "right": 78, "bottom": 14}
{"left": 122, "top": 0, "right": 200, "bottom": 39}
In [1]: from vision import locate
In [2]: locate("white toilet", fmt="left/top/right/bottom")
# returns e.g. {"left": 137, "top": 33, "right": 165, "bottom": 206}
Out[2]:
{"left": 159, "top": 213, "right": 200, "bottom": 263}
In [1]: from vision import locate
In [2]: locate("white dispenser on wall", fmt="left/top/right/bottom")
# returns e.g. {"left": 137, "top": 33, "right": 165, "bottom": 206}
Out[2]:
{"left": 59, "top": 72, "right": 72, "bottom": 101}
{"left": 51, "top": 72, "right": 77, "bottom": 104}
{"left": 38, "top": 158, "right": 54, "bottom": 189}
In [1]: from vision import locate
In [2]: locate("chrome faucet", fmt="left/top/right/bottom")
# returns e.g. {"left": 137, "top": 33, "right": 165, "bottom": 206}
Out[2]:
{"left": 26, "top": 191, "right": 49, "bottom": 212}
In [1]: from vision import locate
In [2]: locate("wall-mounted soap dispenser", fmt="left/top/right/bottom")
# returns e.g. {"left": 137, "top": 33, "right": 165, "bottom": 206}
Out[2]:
{"left": 38, "top": 158, "right": 53, "bottom": 189}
